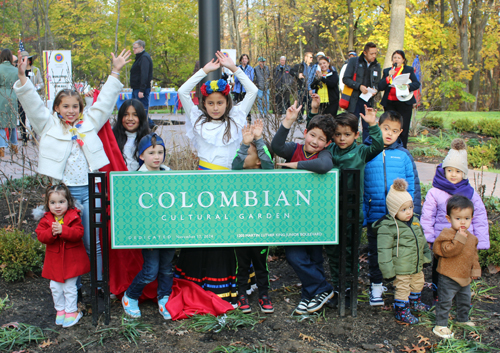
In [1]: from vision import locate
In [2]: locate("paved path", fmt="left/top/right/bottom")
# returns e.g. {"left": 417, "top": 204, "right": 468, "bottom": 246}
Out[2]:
{"left": 1, "top": 113, "right": 499, "bottom": 197}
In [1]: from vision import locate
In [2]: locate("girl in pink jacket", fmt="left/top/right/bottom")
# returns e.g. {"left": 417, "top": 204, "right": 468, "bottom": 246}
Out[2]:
{"left": 421, "top": 139, "right": 489, "bottom": 302}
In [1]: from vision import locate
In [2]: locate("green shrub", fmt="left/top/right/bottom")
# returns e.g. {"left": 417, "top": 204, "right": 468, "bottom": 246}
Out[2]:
{"left": 420, "top": 183, "right": 433, "bottom": 202}
{"left": 0, "top": 229, "right": 44, "bottom": 282}
{"left": 478, "top": 222, "right": 500, "bottom": 268}
{"left": 483, "top": 196, "right": 500, "bottom": 213}
{"left": 487, "top": 138, "right": 500, "bottom": 161}
{"left": 452, "top": 118, "right": 476, "bottom": 132}
{"left": 421, "top": 116, "right": 444, "bottom": 129}
{"left": 467, "top": 144, "right": 498, "bottom": 168}
{"left": 411, "top": 146, "right": 445, "bottom": 158}
{"left": 477, "top": 118, "right": 500, "bottom": 137}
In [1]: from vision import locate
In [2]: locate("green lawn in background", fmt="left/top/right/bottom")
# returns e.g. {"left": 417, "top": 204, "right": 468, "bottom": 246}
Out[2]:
{"left": 416, "top": 111, "right": 500, "bottom": 129}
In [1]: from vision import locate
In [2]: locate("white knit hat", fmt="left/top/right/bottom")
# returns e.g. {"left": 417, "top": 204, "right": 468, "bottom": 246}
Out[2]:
{"left": 442, "top": 139, "right": 468, "bottom": 179}
{"left": 386, "top": 179, "right": 413, "bottom": 219}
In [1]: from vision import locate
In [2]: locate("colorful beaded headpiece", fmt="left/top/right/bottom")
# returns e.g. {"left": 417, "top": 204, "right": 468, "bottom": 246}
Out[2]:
{"left": 200, "top": 79, "right": 231, "bottom": 97}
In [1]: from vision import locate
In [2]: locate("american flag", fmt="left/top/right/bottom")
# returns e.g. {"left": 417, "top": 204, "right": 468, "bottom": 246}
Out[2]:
{"left": 19, "top": 38, "right": 25, "bottom": 52}
{"left": 412, "top": 55, "right": 422, "bottom": 106}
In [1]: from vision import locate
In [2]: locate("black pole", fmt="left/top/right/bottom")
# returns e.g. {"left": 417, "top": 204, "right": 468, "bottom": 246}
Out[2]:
{"left": 199, "top": 0, "right": 221, "bottom": 82}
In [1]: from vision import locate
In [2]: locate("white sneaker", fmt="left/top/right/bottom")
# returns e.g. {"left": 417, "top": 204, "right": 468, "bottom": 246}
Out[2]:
{"left": 369, "top": 283, "right": 387, "bottom": 306}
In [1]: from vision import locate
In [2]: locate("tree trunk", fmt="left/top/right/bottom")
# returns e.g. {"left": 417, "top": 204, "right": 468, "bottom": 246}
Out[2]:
{"left": 383, "top": 0, "right": 406, "bottom": 69}
{"left": 347, "top": 0, "right": 354, "bottom": 51}
{"left": 114, "top": 0, "right": 121, "bottom": 55}
{"left": 229, "top": 0, "right": 241, "bottom": 55}
{"left": 246, "top": 0, "right": 252, "bottom": 58}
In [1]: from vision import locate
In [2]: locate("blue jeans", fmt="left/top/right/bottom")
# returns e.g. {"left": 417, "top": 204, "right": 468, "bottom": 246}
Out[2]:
{"left": 132, "top": 88, "right": 154, "bottom": 128}
{"left": 285, "top": 245, "right": 333, "bottom": 300}
{"left": 0, "top": 128, "right": 18, "bottom": 148}
{"left": 256, "top": 89, "right": 270, "bottom": 115}
{"left": 69, "top": 185, "right": 102, "bottom": 289}
{"left": 126, "top": 248, "right": 176, "bottom": 299}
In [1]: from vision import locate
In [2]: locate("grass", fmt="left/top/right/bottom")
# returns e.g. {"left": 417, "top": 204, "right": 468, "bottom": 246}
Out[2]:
{"left": 0, "top": 295, "right": 12, "bottom": 315}
{"left": 179, "top": 310, "right": 260, "bottom": 333}
{"left": 209, "top": 343, "right": 273, "bottom": 353}
{"left": 79, "top": 316, "right": 153, "bottom": 349}
{"left": 419, "top": 111, "right": 500, "bottom": 129}
{"left": 0, "top": 322, "right": 47, "bottom": 351}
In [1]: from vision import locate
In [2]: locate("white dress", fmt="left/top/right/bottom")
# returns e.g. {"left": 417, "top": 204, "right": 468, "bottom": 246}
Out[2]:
{"left": 178, "top": 68, "right": 258, "bottom": 169}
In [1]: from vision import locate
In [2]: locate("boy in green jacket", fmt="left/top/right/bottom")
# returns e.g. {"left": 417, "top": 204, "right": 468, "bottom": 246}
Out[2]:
{"left": 375, "top": 179, "right": 432, "bottom": 324}
{"left": 308, "top": 94, "right": 384, "bottom": 307}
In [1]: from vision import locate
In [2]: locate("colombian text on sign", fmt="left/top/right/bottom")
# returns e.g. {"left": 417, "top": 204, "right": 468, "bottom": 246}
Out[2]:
{"left": 110, "top": 170, "right": 339, "bottom": 248}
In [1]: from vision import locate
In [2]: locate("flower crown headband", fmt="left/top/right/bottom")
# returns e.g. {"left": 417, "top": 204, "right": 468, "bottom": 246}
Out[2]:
{"left": 200, "top": 79, "right": 231, "bottom": 97}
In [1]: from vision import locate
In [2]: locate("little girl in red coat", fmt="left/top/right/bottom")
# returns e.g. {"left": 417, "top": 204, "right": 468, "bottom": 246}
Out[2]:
{"left": 35, "top": 184, "right": 90, "bottom": 328}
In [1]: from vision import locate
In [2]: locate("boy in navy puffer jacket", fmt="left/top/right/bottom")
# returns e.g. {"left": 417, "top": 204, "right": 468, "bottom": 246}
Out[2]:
{"left": 363, "top": 110, "right": 421, "bottom": 306}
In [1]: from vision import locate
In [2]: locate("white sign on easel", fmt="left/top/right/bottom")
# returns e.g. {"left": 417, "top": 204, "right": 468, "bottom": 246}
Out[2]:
{"left": 42, "top": 50, "right": 72, "bottom": 103}
{"left": 221, "top": 49, "right": 237, "bottom": 82}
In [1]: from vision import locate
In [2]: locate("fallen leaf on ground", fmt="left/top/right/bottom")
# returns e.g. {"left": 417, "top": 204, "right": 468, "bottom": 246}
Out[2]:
{"left": 469, "top": 332, "right": 481, "bottom": 341}
{"left": 229, "top": 341, "right": 244, "bottom": 346}
{"left": 1, "top": 322, "right": 19, "bottom": 328}
{"left": 270, "top": 275, "right": 281, "bottom": 282}
{"left": 267, "top": 255, "right": 279, "bottom": 262}
{"left": 481, "top": 294, "right": 497, "bottom": 300}
{"left": 358, "top": 254, "right": 368, "bottom": 263}
{"left": 375, "top": 344, "right": 385, "bottom": 348}
{"left": 411, "top": 344, "right": 426, "bottom": 353}
{"left": 25, "top": 271, "right": 38, "bottom": 278}
{"left": 39, "top": 339, "right": 57, "bottom": 348}
{"left": 399, "top": 346, "right": 413, "bottom": 353}
{"left": 417, "top": 334, "right": 430, "bottom": 346}
{"left": 299, "top": 333, "right": 315, "bottom": 342}
{"left": 284, "top": 297, "right": 290, "bottom": 303}
{"left": 381, "top": 305, "right": 392, "bottom": 311}
{"left": 487, "top": 264, "right": 500, "bottom": 274}
{"left": 396, "top": 321, "right": 410, "bottom": 327}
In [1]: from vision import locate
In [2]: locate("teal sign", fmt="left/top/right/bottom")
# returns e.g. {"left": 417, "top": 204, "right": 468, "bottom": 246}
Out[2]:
{"left": 110, "top": 170, "right": 338, "bottom": 248}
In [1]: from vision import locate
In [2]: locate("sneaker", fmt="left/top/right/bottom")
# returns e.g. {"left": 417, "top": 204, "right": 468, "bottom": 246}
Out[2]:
{"left": 258, "top": 295, "right": 274, "bottom": 314}
{"left": 433, "top": 325, "right": 454, "bottom": 339}
{"left": 369, "top": 283, "right": 387, "bottom": 306}
{"left": 237, "top": 294, "right": 251, "bottom": 314}
{"left": 62, "top": 311, "right": 83, "bottom": 328}
{"left": 394, "top": 301, "right": 418, "bottom": 324}
{"left": 307, "top": 290, "right": 334, "bottom": 313}
{"left": 158, "top": 296, "right": 171, "bottom": 320}
{"left": 294, "top": 298, "right": 310, "bottom": 315}
{"left": 55, "top": 310, "right": 66, "bottom": 325}
{"left": 122, "top": 293, "right": 141, "bottom": 318}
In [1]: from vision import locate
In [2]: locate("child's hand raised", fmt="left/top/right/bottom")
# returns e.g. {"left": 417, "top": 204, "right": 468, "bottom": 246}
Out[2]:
{"left": 283, "top": 101, "right": 303, "bottom": 129}
{"left": 216, "top": 51, "right": 238, "bottom": 73}
{"left": 111, "top": 49, "right": 132, "bottom": 73}
{"left": 17, "top": 51, "right": 28, "bottom": 84}
{"left": 310, "top": 93, "right": 321, "bottom": 114}
{"left": 242, "top": 124, "right": 254, "bottom": 145}
{"left": 253, "top": 119, "right": 264, "bottom": 140}
{"left": 202, "top": 59, "right": 220, "bottom": 74}
{"left": 359, "top": 105, "right": 377, "bottom": 126}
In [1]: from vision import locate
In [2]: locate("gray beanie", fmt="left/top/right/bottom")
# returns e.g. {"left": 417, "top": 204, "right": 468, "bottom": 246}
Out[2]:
{"left": 442, "top": 139, "right": 468, "bottom": 179}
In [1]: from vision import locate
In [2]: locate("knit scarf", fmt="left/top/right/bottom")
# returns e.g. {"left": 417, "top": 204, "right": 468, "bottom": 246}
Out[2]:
{"left": 432, "top": 164, "right": 474, "bottom": 199}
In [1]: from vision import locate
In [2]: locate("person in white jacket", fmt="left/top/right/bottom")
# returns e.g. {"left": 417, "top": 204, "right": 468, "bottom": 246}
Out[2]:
{"left": 14, "top": 49, "right": 131, "bottom": 294}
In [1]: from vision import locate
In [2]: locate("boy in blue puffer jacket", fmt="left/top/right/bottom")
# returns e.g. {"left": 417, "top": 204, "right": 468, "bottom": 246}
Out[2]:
{"left": 363, "top": 110, "right": 421, "bottom": 306}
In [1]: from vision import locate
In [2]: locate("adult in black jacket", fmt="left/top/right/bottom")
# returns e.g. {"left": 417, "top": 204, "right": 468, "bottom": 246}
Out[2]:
{"left": 273, "top": 56, "right": 293, "bottom": 114}
{"left": 378, "top": 50, "right": 420, "bottom": 148}
{"left": 343, "top": 42, "right": 381, "bottom": 141}
{"left": 130, "top": 40, "right": 154, "bottom": 128}
{"left": 311, "top": 56, "right": 338, "bottom": 117}
{"left": 290, "top": 52, "right": 313, "bottom": 120}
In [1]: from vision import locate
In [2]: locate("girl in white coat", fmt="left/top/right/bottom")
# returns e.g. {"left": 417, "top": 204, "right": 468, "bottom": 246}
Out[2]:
{"left": 175, "top": 51, "right": 257, "bottom": 304}
{"left": 14, "top": 49, "right": 131, "bottom": 291}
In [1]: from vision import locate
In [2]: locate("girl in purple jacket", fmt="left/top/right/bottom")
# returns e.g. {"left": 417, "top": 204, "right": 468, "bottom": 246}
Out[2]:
{"left": 421, "top": 139, "right": 489, "bottom": 302}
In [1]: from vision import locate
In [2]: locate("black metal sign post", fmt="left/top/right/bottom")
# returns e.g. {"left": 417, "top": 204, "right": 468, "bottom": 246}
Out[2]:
{"left": 88, "top": 172, "right": 110, "bottom": 326}
{"left": 338, "top": 168, "right": 360, "bottom": 317}
{"left": 199, "top": 0, "right": 221, "bottom": 82}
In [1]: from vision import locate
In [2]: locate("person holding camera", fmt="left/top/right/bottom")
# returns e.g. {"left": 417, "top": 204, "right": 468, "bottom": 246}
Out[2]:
{"left": 311, "top": 56, "right": 338, "bottom": 118}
